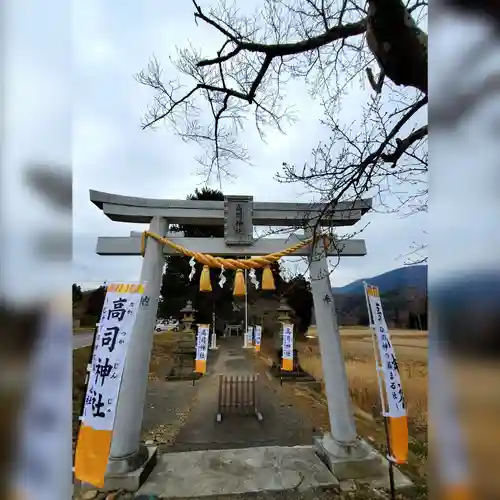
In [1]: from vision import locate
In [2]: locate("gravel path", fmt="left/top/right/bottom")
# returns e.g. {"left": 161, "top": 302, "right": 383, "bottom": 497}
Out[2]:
{"left": 163, "top": 338, "right": 315, "bottom": 453}
{"left": 140, "top": 379, "right": 200, "bottom": 447}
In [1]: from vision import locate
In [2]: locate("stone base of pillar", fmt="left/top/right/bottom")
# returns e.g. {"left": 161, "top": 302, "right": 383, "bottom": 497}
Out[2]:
{"left": 313, "top": 435, "right": 413, "bottom": 491}
{"left": 103, "top": 445, "right": 158, "bottom": 492}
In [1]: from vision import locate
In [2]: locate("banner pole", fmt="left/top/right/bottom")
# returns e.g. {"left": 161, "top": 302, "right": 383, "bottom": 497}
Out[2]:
{"left": 244, "top": 264, "right": 248, "bottom": 348}
{"left": 77, "top": 321, "right": 98, "bottom": 424}
{"left": 383, "top": 416, "right": 396, "bottom": 500}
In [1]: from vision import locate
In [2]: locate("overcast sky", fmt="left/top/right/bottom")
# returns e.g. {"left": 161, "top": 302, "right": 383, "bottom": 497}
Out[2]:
{"left": 70, "top": 0, "right": 428, "bottom": 290}
{"left": 4, "top": 0, "right": 427, "bottom": 294}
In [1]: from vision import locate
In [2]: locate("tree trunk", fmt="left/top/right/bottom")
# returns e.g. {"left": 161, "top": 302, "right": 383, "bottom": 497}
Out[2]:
{"left": 367, "top": 0, "right": 428, "bottom": 94}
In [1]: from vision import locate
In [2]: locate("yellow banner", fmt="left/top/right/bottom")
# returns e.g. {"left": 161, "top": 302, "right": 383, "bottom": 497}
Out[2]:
{"left": 107, "top": 283, "right": 144, "bottom": 294}
{"left": 281, "top": 324, "right": 294, "bottom": 371}
{"left": 74, "top": 425, "right": 113, "bottom": 488}
{"left": 195, "top": 359, "right": 207, "bottom": 373}
{"left": 254, "top": 325, "right": 262, "bottom": 353}
{"left": 194, "top": 324, "right": 210, "bottom": 374}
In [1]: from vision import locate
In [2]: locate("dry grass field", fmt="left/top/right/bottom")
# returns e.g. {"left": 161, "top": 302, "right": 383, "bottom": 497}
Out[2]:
{"left": 254, "top": 326, "right": 428, "bottom": 497}
{"left": 291, "top": 326, "right": 429, "bottom": 497}
{"left": 299, "top": 327, "right": 428, "bottom": 430}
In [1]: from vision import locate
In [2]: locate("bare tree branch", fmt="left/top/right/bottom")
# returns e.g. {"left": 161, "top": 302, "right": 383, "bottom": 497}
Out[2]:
{"left": 381, "top": 124, "right": 428, "bottom": 165}
{"left": 194, "top": 3, "right": 367, "bottom": 58}
{"left": 137, "top": 0, "right": 428, "bottom": 257}
{"left": 138, "top": 0, "right": 427, "bottom": 182}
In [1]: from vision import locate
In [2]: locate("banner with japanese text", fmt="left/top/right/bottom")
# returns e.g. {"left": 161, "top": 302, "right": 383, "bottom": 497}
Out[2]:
{"left": 246, "top": 326, "right": 254, "bottom": 347}
{"left": 254, "top": 325, "right": 262, "bottom": 352}
{"left": 195, "top": 324, "right": 210, "bottom": 373}
{"left": 281, "top": 324, "right": 294, "bottom": 371}
{"left": 74, "top": 283, "right": 144, "bottom": 487}
{"left": 364, "top": 283, "right": 408, "bottom": 464}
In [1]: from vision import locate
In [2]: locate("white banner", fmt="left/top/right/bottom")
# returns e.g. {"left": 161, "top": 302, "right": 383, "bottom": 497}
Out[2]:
{"left": 282, "top": 324, "right": 294, "bottom": 359}
{"left": 254, "top": 325, "right": 262, "bottom": 346}
{"left": 82, "top": 284, "right": 143, "bottom": 431}
{"left": 246, "top": 326, "right": 254, "bottom": 345}
{"left": 195, "top": 325, "right": 210, "bottom": 361}
{"left": 365, "top": 284, "right": 406, "bottom": 418}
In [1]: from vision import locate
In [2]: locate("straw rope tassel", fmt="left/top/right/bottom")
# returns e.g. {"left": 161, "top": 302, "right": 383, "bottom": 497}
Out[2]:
{"left": 233, "top": 269, "right": 246, "bottom": 296}
{"left": 140, "top": 231, "right": 330, "bottom": 291}
{"left": 199, "top": 265, "right": 212, "bottom": 292}
{"left": 261, "top": 265, "right": 275, "bottom": 290}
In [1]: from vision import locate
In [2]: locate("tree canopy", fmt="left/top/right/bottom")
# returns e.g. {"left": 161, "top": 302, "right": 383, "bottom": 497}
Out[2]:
{"left": 158, "top": 187, "right": 228, "bottom": 323}
{"left": 283, "top": 275, "right": 314, "bottom": 335}
{"left": 72, "top": 283, "right": 83, "bottom": 303}
{"left": 86, "top": 286, "right": 106, "bottom": 316}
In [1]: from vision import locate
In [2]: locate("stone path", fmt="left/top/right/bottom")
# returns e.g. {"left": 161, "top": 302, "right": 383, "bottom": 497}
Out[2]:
{"left": 162, "top": 338, "right": 314, "bottom": 453}
{"left": 137, "top": 445, "right": 339, "bottom": 498}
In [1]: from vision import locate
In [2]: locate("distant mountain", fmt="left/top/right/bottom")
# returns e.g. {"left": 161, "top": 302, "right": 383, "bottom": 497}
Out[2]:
{"left": 331, "top": 265, "right": 428, "bottom": 328}
{"left": 332, "top": 265, "right": 428, "bottom": 296}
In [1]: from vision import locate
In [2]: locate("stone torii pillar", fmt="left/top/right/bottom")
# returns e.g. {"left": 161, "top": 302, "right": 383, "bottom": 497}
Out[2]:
{"left": 307, "top": 231, "right": 376, "bottom": 474}
{"left": 106, "top": 216, "right": 168, "bottom": 482}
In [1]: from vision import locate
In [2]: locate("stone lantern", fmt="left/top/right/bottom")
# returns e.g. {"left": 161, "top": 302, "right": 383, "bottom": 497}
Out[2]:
{"left": 276, "top": 297, "right": 293, "bottom": 325}
{"left": 180, "top": 300, "right": 197, "bottom": 336}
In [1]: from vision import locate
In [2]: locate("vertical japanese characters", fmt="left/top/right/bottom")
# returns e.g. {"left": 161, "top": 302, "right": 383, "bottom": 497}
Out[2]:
{"left": 254, "top": 325, "right": 262, "bottom": 352}
{"left": 74, "top": 283, "right": 144, "bottom": 487}
{"left": 235, "top": 203, "right": 243, "bottom": 234}
{"left": 246, "top": 326, "right": 254, "bottom": 347}
{"left": 195, "top": 324, "right": 210, "bottom": 373}
{"left": 84, "top": 292, "right": 140, "bottom": 427}
{"left": 281, "top": 324, "right": 294, "bottom": 371}
{"left": 364, "top": 283, "right": 408, "bottom": 464}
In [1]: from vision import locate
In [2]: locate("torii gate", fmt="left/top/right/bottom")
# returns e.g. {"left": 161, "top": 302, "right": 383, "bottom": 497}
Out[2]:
{"left": 89, "top": 189, "right": 374, "bottom": 485}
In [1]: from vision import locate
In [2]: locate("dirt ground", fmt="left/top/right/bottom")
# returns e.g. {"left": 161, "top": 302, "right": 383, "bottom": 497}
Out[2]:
{"left": 72, "top": 332, "right": 188, "bottom": 452}
{"left": 297, "top": 329, "right": 428, "bottom": 429}
{"left": 304, "top": 327, "right": 428, "bottom": 363}
{"left": 291, "top": 327, "right": 428, "bottom": 498}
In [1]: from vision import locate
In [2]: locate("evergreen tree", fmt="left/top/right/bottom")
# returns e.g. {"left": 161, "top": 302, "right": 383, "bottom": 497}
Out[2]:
{"left": 283, "top": 276, "right": 314, "bottom": 336}
{"left": 158, "top": 188, "right": 233, "bottom": 325}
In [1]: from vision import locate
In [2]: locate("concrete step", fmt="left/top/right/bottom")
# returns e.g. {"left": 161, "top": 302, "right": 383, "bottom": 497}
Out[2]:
{"left": 136, "top": 445, "right": 339, "bottom": 499}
